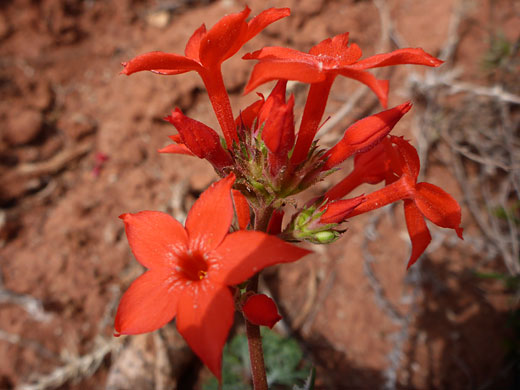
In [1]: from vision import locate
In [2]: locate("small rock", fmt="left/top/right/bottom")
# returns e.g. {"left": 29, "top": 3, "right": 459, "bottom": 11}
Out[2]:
{"left": 145, "top": 10, "right": 170, "bottom": 29}
{"left": 4, "top": 108, "right": 43, "bottom": 146}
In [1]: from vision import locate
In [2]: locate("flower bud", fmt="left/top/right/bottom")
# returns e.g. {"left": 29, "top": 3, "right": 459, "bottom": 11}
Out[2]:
{"left": 242, "top": 294, "right": 282, "bottom": 329}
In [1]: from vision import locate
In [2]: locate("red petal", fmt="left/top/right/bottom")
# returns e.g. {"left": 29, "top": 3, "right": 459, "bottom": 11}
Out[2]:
{"left": 235, "top": 98, "right": 264, "bottom": 132}
{"left": 176, "top": 282, "right": 234, "bottom": 380}
{"left": 320, "top": 195, "right": 365, "bottom": 224}
{"left": 119, "top": 211, "right": 188, "bottom": 270}
{"left": 244, "top": 46, "right": 318, "bottom": 62}
{"left": 339, "top": 68, "right": 390, "bottom": 107}
{"left": 244, "top": 58, "right": 325, "bottom": 94}
{"left": 165, "top": 109, "right": 231, "bottom": 168}
{"left": 309, "top": 33, "right": 363, "bottom": 66}
{"left": 404, "top": 200, "right": 432, "bottom": 269}
{"left": 242, "top": 294, "right": 282, "bottom": 329}
{"left": 114, "top": 270, "right": 181, "bottom": 335}
{"left": 392, "top": 137, "right": 420, "bottom": 180}
{"left": 324, "top": 102, "right": 412, "bottom": 169}
{"left": 199, "top": 7, "right": 251, "bottom": 67}
{"left": 232, "top": 190, "right": 250, "bottom": 230}
{"left": 185, "top": 24, "right": 206, "bottom": 61}
{"left": 158, "top": 143, "right": 196, "bottom": 156}
{"left": 244, "top": 8, "right": 290, "bottom": 42}
{"left": 414, "top": 182, "right": 463, "bottom": 238}
{"left": 213, "top": 231, "right": 311, "bottom": 286}
{"left": 351, "top": 48, "right": 443, "bottom": 70}
{"left": 186, "top": 174, "right": 235, "bottom": 253}
{"left": 121, "top": 52, "right": 201, "bottom": 75}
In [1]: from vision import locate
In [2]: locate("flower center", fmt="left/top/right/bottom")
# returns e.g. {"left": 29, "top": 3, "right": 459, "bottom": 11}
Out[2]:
{"left": 177, "top": 250, "right": 209, "bottom": 281}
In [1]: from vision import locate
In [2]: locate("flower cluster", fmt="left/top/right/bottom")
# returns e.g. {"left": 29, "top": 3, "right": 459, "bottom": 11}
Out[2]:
{"left": 115, "top": 6, "right": 463, "bottom": 381}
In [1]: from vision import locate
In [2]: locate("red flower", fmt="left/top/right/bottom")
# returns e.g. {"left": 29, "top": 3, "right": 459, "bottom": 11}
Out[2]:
{"left": 345, "top": 137, "right": 463, "bottom": 268}
{"left": 242, "top": 294, "right": 282, "bottom": 329}
{"left": 114, "top": 173, "right": 310, "bottom": 379}
{"left": 243, "top": 33, "right": 442, "bottom": 165}
{"left": 322, "top": 102, "right": 412, "bottom": 170}
{"left": 121, "top": 7, "right": 290, "bottom": 147}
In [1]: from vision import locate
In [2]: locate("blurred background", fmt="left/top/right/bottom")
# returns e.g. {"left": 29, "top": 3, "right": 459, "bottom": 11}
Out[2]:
{"left": 0, "top": 0, "right": 519, "bottom": 389}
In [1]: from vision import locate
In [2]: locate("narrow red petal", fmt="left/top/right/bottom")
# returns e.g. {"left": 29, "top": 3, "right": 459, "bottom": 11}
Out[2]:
{"left": 213, "top": 231, "right": 311, "bottom": 286}
{"left": 119, "top": 211, "right": 188, "bottom": 270}
{"left": 324, "top": 102, "right": 412, "bottom": 169}
{"left": 244, "top": 46, "right": 317, "bottom": 62}
{"left": 404, "top": 200, "right": 432, "bottom": 269}
{"left": 351, "top": 48, "right": 443, "bottom": 70}
{"left": 185, "top": 24, "right": 206, "bottom": 61}
{"left": 186, "top": 174, "right": 235, "bottom": 253}
{"left": 158, "top": 143, "right": 196, "bottom": 156}
{"left": 338, "top": 68, "right": 389, "bottom": 107}
{"left": 232, "top": 190, "right": 250, "bottom": 230}
{"left": 199, "top": 7, "right": 251, "bottom": 67}
{"left": 242, "top": 294, "right": 282, "bottom": 329}
{"left": 244, "top": 8, "right": 290, "bottom": 42}
{"left": 176, "top": 282, "right": 234, "bottom": 380}
{"left": 414, "top": 182, "right": 463, "bottom": 238}
{"left": 121, "top": 52, "right": 201, "bottom": 75}
{"left": 392, "top": 136, "right": 421, "bottom": 180}
{"left": 244, "top": 60, "right": 325, "bottom": 94}
{"left": 114, "top": 270, "right": 181, "bottom": 335}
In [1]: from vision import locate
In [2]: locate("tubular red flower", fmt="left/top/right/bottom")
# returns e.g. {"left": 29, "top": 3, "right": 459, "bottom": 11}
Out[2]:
{"left": 121, "top": 7, "right": 290, "bottom": 148}
{"left": 344, "top": 136, "right": 463, "bottom": 266}
{"left": 114, "top": 174, "right": 310, "bottom": 380}
{"left": 323, "top": 102, "right": 412, "bottom": 170}
{"left": 242, "top": 294, "right": 282, "bottom": 329}
{"left": 243, "top": 33, "right": 442, "bottom": 164}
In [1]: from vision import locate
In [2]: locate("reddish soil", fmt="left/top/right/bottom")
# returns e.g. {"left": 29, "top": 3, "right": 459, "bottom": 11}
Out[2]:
{"left": 1, "top": 0, "right": 518, "bottom": 389}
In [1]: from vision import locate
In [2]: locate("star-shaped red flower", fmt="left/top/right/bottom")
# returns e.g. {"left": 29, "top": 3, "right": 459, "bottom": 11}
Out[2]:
{"left": 114, "top": 173, "right": 310, "bottom": 379}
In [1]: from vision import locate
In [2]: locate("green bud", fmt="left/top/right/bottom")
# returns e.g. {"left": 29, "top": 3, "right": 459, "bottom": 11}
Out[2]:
{"left": 313, "top": 230, "right": 338, "bottom": 244}
{"left": 296, "top": 208, "right": 314, "bottom": 227}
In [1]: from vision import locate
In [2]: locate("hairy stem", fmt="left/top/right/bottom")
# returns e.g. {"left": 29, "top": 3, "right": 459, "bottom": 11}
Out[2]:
{"left": 244, "top": 205, "right": 275, "bottom": 390}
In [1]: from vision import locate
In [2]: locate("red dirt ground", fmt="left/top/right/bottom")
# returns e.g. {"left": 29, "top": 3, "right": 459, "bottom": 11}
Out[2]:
{"left": 1, "top": 0, "right": 518, "bottom": 389}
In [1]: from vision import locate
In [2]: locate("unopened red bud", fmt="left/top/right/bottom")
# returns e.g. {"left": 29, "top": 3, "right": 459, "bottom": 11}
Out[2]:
{"left": 242, "top": 294, "right": 282, "bottom": 329}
